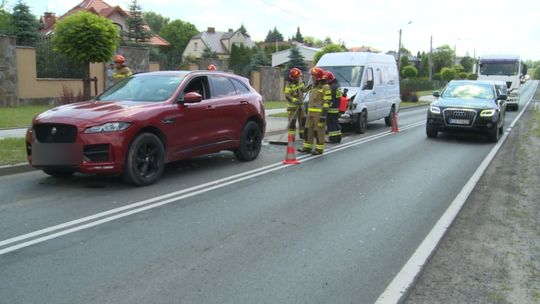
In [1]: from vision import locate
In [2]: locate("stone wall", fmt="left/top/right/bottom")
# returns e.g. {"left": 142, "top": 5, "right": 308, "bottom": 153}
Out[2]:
{"left": 257, "top": 66, "right": 284, "bottom": 101}
{"left": 0, "top": 35, "right": 18, "bottom": 106}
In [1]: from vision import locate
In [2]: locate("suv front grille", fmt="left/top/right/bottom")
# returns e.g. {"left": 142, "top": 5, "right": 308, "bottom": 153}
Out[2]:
{"left": 443, "top": 108, "right": 477, "bottom": 127}
{"left": 35, "top": 124, "right": 78, "bottom": 143}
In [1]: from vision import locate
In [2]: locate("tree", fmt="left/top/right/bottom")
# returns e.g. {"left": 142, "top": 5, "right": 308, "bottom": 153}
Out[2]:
{"left": 432, "top": 45, "right": 453, "bottom": 73}
{"left": 440, "top": 67, "right": 456, "bottom": 83}
{"left": 250, "top": 48, "right": 270, "bottom": 68}
{"left": 284, "top": 46, "right": 307, "bottom": 77}
{"left": 143, "top": 11, "right": 169, "bottom": 34}
{"left": 264, "top": 26, "right": 283, "bottom": 43}
{"left": 53, "top": 11, "right": 119, "bottom": 99}
{"left": 11, "top": 0, "right": 39, "bottom": 46}
{"left": 230, "top": 44, "right": 254, "bottom": 76}
{"left": 238, "top": 23, "right": 249, "bottom": 37}
{"left": 159, "top": 19, "right": 198, "bottom": 69}
{"left": 419, "top": 52, "right": 430, "bottom": 78}
{"left": 125, "top": 0, "right": 151, "bottom": 44}
{"left": 0, "top": 1, "right": 13, "bottom": 35}
{"left": 294, "top": 27, "right": 303, "bottom": 43}
{"left": 401, "top": 65, "right": 418, "bottom": 79}
{"left": 313, "top": 43, "right": 346, "bottom": 64}
{"left": 323, "top": 36, "right": 332, "bottom": 46}
{"left": 460, "top": 55, "right": 474, "bottom": 73}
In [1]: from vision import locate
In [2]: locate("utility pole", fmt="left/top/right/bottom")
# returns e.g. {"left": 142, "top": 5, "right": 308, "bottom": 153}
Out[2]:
{"left": 429, "top": 35, "right": 433, "bottom": 81}
{"left": 396, "top": 21, "right": 412, "bottom": 75}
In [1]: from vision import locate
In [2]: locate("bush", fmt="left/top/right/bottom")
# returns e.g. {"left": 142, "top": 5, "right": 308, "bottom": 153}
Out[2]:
{"left": 534, "top": 68, "right": 540, "bottom": 80}
{"left": 458, "top": 72, "right": 468, "bottom": 79}
{"left": 467, "top": 73, "right": 478, "bottom": 80}
{"left": 401, "top": 65, "right": 418, "bottom": 79}
{"left": 433, "top": 73, "right": 441, "bottom": 81}
{"left": 59, "top": 85, "right": 84, "bottom": 105}
{"left": 440, "top": 67, "right": 456, "bottom": 83}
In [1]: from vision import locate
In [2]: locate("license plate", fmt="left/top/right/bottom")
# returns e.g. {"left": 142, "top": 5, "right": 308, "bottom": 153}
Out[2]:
{"left": 449, "top": 119, "right": 470, "bottom": 125}
{"left": 32, "top": 143, "right": 83, "bottom": 166}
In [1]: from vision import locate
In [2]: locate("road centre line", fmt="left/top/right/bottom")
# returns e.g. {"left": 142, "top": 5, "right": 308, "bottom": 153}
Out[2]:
{"left": 375, "top": 80, "right": 539, "bottom": 304}
{"left": 0, "top": 120, "right": 426, "bottom": 256}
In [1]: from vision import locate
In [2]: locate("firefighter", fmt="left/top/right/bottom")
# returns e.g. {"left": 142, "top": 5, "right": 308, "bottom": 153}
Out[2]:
{"left": 298, "top": 66, "right": 331, "bottom": 155}
{"left": 284, "top": 67, "right": 306, "bottom": 139}
{"left": 324, "top": 70, "right": 342, "bottom": 143}
{"left": 112, "top": 54, "right": 132, "bottom": 82}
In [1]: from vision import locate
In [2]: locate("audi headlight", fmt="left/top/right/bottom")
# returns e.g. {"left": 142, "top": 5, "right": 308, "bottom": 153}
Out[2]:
{"left": 84, "top": 122, "right": 132, "bottom": 134}
{"left": 430, "top": 106, "right": 441, "bottom": 114}
{"left": 480, "top": 110, "right": 495, "bottom": 117}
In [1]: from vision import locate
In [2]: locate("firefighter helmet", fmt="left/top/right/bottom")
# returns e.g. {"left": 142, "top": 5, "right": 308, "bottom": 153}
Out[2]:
{"left": 207, "top": 64, "right": 217, "bottom": 71}
{"left": 323, "top": 70, "right": 335, "bottom": 82}
{"left": 310, "top": 66, "right": 325, "bottom": 81}
{"left": 289, "top": 67, "right": 302, "bottom": 79}
{"left": 113, "top": 54, "right": 125, "bottom": 64}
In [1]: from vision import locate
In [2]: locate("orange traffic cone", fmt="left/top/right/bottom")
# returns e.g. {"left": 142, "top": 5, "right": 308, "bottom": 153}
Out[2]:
{"left": 282, "top": 134, "right": 300, "bottom": 165}
{"left": 391, "top": 112, "right": 399, "bottom": 133}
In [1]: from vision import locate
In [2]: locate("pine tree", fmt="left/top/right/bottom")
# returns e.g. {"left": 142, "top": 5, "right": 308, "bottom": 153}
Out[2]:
{"left": 238, "top": 23, "right": 249, "bottom": 37}
{"left": 294, "top": 27, "right": 303, "bottom": 43}
{"left": 285, "top": 46, "right": 307, "bottom": 77}
{"left": 11, "top": 0, "right": 39, "bottom": 46}
{"left": 264, "top": 27, "right": 283, "bottom": 43}
{"left": 250, "top": 49, "right": 270, "bottom": 68}
{"left": 125, "top": 0, "right": 151, "bottom": 44}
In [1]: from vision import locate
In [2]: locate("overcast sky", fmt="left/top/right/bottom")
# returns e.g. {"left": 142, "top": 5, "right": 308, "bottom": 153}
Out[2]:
{"left": 16, "top": 0, "right": 540, "bottom": 61}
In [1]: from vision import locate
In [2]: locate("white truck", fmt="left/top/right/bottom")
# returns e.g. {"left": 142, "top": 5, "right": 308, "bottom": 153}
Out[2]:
{"left": 315, "top": 52, "right": 401, "bottom": 133}
{"left": 477, "top": 54, "right": 523, "bottom": 110}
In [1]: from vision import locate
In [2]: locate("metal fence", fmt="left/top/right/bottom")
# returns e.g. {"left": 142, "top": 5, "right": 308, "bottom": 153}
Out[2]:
{"left": 35, "top": 35, "right": 86, "bottom": 79}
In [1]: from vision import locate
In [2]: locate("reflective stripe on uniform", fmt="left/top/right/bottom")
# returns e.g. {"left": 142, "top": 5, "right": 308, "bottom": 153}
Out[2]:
{"left": 328, "top": 108, "right": 339, "bottom": 114}
{"left": 315, "top": 144, "right": 325, "bottom": 150}
{"left": 328, "top": 130, "right": 341, "bottom": 136}
{"left": 308, "top": 108, "right": 322, "bottom": 113}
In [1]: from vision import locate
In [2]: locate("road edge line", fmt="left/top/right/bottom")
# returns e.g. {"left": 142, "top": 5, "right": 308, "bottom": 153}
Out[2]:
{"left": 375, "top": 80, "right": 538, "bottom": 304}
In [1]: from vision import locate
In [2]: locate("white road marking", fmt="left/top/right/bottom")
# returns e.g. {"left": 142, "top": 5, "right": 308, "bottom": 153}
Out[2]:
{"left": 0, "top": 122, "right": 423, "bottom": 255}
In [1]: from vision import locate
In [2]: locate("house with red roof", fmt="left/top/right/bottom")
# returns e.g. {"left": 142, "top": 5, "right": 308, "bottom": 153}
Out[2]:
{"left": 39, "top": 0, "right": 169, "bottom": 47}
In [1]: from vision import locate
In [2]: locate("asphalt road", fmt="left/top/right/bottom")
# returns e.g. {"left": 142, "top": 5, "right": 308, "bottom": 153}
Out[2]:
{"left": 0, "top": 83, "right": 536, "bottom": 304}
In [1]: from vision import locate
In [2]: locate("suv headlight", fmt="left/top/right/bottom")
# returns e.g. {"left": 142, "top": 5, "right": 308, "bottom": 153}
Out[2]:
{"left": 480, "top": 109, "right": 495, "bottom": 117}
{"left": 429, "top": 106, "right": 441, "bottom": 114}
{"left": 84, "top": 122, "right": 132, "bottom": 133}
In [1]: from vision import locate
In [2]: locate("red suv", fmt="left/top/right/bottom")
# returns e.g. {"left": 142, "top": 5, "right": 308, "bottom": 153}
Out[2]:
{"left": 26, "top": 71, "right": 266, "bottom": 186}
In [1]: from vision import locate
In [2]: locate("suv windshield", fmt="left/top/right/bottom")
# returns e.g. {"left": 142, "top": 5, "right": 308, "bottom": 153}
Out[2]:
{"left": 98, "top": 75, "right": 185, "bottom": 102}
{"left": 319, "top": 65, "right": 364, "bottom": 87}
{"left": 442, "top": 83, "right": 495, "bottom": 100}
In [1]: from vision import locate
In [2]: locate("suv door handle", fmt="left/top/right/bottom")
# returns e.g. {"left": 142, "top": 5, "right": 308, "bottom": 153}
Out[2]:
{"left": 207, "top": 105, "right": 216, "bottom": 109}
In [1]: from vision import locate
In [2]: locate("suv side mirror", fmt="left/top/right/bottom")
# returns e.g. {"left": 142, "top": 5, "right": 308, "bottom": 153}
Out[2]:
{"left": 180, "top": 91, "right": 203, "bottom": 103}
{"left": 497, "top": 94, "right": 508, "bottom": 101}
{"left": 433, "top": 91, "right": 440, "bottom": 98}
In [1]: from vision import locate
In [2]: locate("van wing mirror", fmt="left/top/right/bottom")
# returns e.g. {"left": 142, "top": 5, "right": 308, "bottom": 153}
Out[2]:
{"left": 497, "top": 94, "right": 508, "bottom": 101}
{"left": 363, "top": 80, "right": 374, "bottom": 90}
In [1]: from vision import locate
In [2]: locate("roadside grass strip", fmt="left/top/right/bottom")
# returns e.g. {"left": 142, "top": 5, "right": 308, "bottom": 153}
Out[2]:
{"left": 0, "top": 137, "right": 27, "bottom": 165}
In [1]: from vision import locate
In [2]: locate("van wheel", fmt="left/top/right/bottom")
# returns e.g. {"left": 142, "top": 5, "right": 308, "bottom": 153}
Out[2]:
{"left": 385, "top": 106, "right": 395, "bottom": 127}
{"left": 122, "top": 133, "right": 165, "bottom": 186}
{"left": 353, "top": 110, "right": 367, "bottom": 134}
{"left": 234, "top": 121, "right": 262, "bottom": 161}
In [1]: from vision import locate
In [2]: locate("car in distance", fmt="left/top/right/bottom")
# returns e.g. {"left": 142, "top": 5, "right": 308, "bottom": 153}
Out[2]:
{"left": 426, "top": 80, "right": 506, "bottom": 142}
{"left": 26, "top": 71, "right": 266, "bottom": 186}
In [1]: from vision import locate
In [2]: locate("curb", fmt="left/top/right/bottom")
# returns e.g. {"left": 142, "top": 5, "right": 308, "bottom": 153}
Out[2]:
{"left": 0, "top": 163, "right": 35, "bottom": 176}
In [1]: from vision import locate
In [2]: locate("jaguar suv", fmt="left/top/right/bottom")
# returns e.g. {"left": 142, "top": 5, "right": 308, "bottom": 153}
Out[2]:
{"left": 26, "top": 71, "right": 266, "bottom": 186}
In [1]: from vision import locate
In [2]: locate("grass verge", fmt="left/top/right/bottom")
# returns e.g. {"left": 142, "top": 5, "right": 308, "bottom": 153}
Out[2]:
{"left": 264, "top": 100, "right": 287, "bottom": 109}
{"left": 0, "top": 137, "right": 27, "bottom": 165}
{"left": 0, "top": 105, "right": 52, "bottom": 128}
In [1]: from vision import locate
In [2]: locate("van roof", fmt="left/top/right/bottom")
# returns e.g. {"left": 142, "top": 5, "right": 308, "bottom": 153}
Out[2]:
{"left": 316, "top": 52, "right": 396, "bottom": 66}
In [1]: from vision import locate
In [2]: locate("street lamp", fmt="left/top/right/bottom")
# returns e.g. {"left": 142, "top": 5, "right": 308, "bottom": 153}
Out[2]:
{"left": 397, "top": 21, "right": 412, "bottom": 74}
{"left": 453, "top": 38, "right": 461, "bottom": 67}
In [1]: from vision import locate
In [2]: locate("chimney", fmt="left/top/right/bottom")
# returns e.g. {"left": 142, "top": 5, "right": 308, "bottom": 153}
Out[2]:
{"left": 42, "top": 12, "right": 56, "bottom": 27}
{"left": 228, "top": 28, "right": 233, "bottom": 32}
{"left": 207, "top": 27, "right": 215, "bottom": 33}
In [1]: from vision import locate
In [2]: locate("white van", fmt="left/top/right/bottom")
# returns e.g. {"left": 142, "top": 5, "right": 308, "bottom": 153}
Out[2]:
{"left": 315, "top": 52, "right": 401, "bottom": 133}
